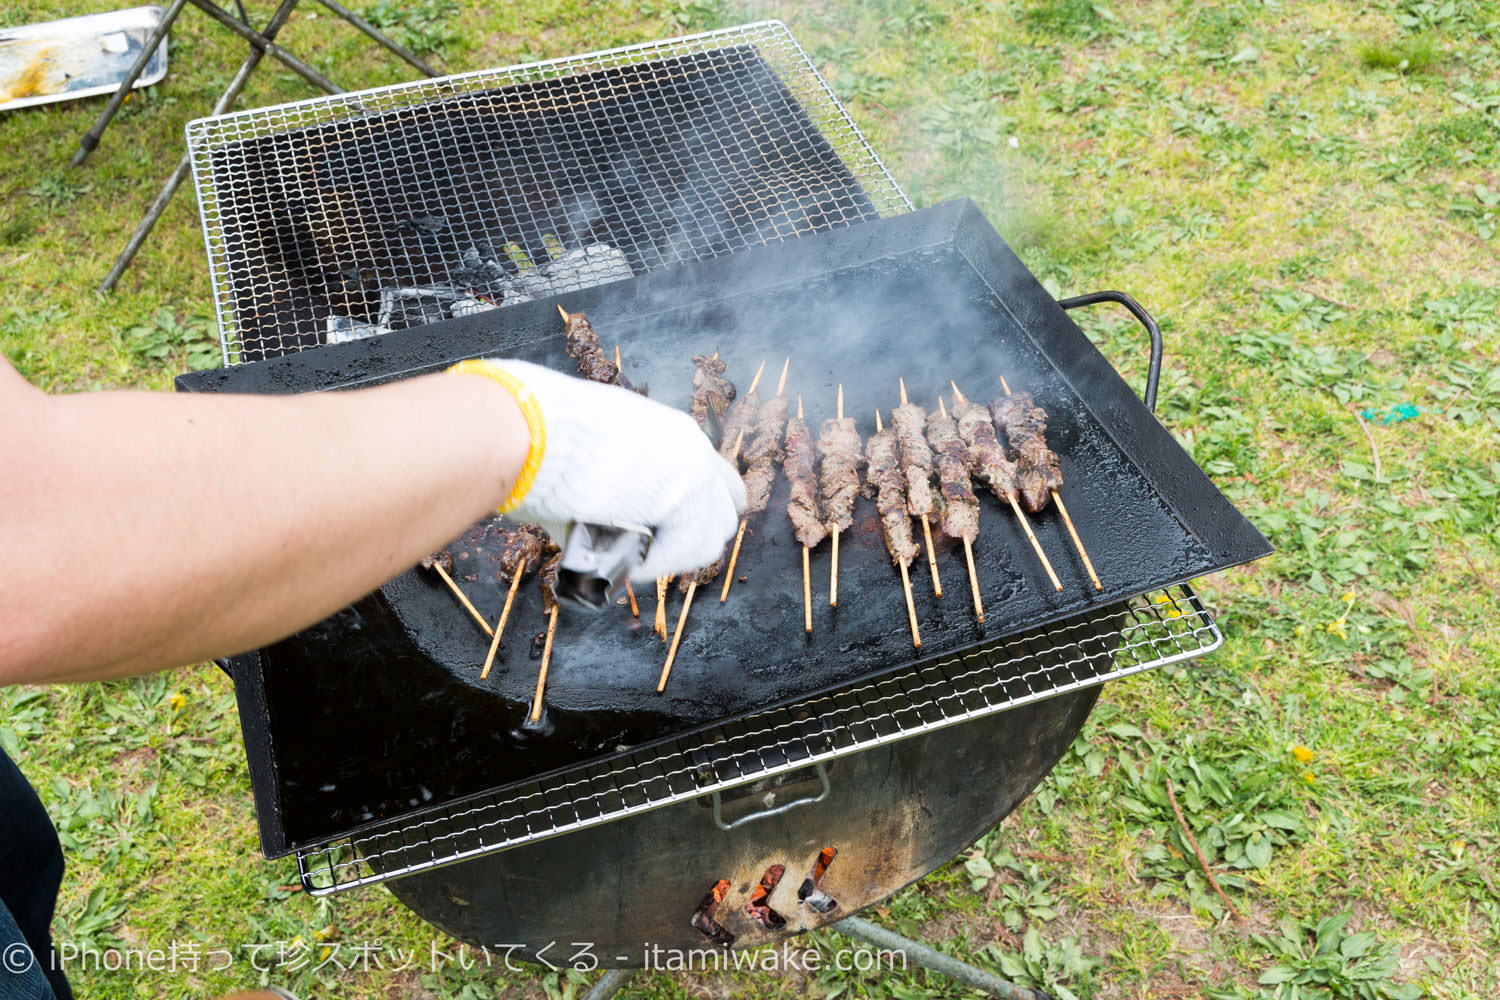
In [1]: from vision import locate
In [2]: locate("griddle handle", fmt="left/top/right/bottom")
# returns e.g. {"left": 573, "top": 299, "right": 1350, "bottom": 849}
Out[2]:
{"left": 1057, "top": 291, "right": 1163, "bottom": 414}
{"left": 711, "top": 761, "right": 831, "bottom": 831}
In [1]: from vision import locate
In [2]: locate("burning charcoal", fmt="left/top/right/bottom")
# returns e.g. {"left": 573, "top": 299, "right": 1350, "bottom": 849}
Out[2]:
{"left": 376, "top": 285, "right": 465, "bottom": 331}
{"left": 325, "top": 314, "right": 388, "bottom": 345}
{"left": 394, "top": 212, "right": 447, "bottom": 235}
{"left": 450, "top": 296, "right": 499, "bottom": 318}
{"left": 542, "top": 243, "right": 633, "bottom": 294}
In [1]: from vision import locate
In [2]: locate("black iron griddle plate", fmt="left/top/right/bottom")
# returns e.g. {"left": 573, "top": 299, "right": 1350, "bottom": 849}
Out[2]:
{"left": 178, "top": 199, "right": 1270, "bottom": 855}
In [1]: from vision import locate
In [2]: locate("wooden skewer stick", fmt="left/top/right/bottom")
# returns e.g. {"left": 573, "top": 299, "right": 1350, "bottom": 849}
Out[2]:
{"left": 480, "top": 557, "right": 526, "bottom": 680}
{"left": 747, "top": 359, "right": 766, "bottom": 395}
{"left": 797, "top": 396, "right": 813, "bottom": 634}
{"left": 659, "top": 580, "right": 697, "bottom": 692}
{"left": 431, "top": 562, "right": 494, "bottom": 638}
{"left": 996, "top": 375, "right": 1076, "bottom": 592}
{"left": 876, "top": 410, "right": 923, "bottom": 649}
{"left": 655, "top": 576, "right": 668, "bottom": 641}
{"left": 557, "top": 304, "right": 570, "bottom": 322}
{"left": 1053, "top": 491, "right": 1101, "bottom": 590}
{"left": 624, "top": 580, "right": 640, "bottom": 617}
{"left": 530, "top": 605, "right": 559, "bottom": 721}
{"left": 830, "top": 530, "right": 840, "bottom": 608}
{"left": 720, "top": 522, "right": 748, "bottom": 602}
{"left": 1008, "top": 493, "right": 1063, "bottom": 591}
{"left": 920, "top": 516, "right": 941, "bottom": 597}
{"left": 614, "top": 344, "right": 622, "bottom": 369}
{"left": 937, "top": 397, "right": 984, "bottom": 616}
{"left": 963, "top": 537, "right": 985, "bottom": 623}
{"left": 899, "top": 559, "right": 922, "bottom": 649}
{"left": 900, "top": 378, "right": 942, "bottom": 597}
{"left": 776, "top": 357, "right": 790, "bottom": 396}
{"left": 830, "top": 385, "right": 843, "bottom": 608}
{"left": 802, "top": 546, "right": 813, "bottom": 633}
{"left": 718, "top": 426, "right": 751, "bottom": 603}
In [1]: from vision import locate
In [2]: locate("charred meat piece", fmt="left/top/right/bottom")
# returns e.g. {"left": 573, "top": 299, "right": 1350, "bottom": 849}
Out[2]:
{"left": 742, "top": 393, "right": 790, "bottom": 514}
{"left": 925, "top": 407, "right": 980, "bottom": 542}
{"left": 499, "top": 523, "right": 550, "bottom": 578}
{"left": 865, "top": 423, "right": 919, "bottom": 567}
{"left": 990, "top": 391, "right": 1063, "bottom": 513}
{"left": 718, "top": 380, "right": 759, "bottom": 465}
{"left": 784, "top": 410, "right": 827, "bottom": 549}
{"left": 689, "top": 353, "right": 735, "bottom": 427}
{"left": 420, "top": 550, "right": 454, "bottom": 574}
{"left": 678, "top": 562, "right": 722, "bottom": 593}
{"left": 560, "top": 308, "right": 635, "bottom": 392}
{"left": 951, "top": 395, "right": 1019, "bottom": 503}
{"left": 891, "top": 401, "right": 937, "bottom": 517}
{"left": 817, "top": 416, "right": 863, "bottom": 534}
{"left": 537, "top": 546, "right": 563, "bottom": 615}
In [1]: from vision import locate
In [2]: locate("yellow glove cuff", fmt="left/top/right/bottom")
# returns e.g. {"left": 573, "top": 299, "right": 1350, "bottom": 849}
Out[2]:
{"left": 449, "top": 359, "right": 547, "bottom": 514}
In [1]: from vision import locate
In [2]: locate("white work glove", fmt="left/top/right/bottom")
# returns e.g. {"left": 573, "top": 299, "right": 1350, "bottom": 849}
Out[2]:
{"left": 452, "top": 359, "right": 747, "bottom": 582}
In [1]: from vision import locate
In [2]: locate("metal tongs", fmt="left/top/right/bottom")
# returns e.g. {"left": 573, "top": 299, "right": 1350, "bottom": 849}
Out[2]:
{"left": 554, "top": 521, "right": 652, "bottom": 611}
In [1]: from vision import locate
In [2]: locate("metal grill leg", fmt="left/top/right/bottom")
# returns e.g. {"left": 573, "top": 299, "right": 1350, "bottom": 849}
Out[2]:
{"left": 70, "top": 0, "right": 190, "bottom": 166}
{"left": 100, "top": 0, "right": 307, "bottom": 292}
{"left": 832, "top": 916, "right": 1054, "bottom": 1000}
{"left": 311, "top": 0, "right": 438, "bottom": 76}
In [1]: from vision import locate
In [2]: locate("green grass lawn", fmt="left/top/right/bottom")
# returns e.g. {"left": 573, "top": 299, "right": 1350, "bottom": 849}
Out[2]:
{"left": 3, "top": 0, "right": 1497, "bottom": 998}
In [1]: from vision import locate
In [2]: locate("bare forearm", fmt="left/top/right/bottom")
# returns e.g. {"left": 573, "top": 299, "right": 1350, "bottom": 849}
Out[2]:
{"left": 0, "top": 368, "right": 526, "bottom": 683}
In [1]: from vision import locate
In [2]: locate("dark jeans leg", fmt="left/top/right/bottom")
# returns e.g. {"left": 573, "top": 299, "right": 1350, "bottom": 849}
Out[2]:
{"left": 0, "top": 749, "right": 72, "bottom": 1000}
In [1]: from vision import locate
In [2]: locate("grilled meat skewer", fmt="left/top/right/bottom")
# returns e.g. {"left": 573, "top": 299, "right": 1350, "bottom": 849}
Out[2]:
{"left": 718, "top": 360, "right": 765, "bottom": 465}
{"left": 930, "top": 399, "right": 985, "bottom": 623}
{"left": 865, "top": 417, "right": 919, "bottom": 568}
{"left": 894, "top": 379, "right": 942, "bottom": 596}
{"left": 785, "top": 401, "right": 828, "bottom": 551}
{"left": 480, "top": 523, "right": 554, "bottom": 679}
{"left": 990, "top": 390, "right": 1063, "bottom": 514}
{"left": 954, "top": 383, "right": 1062, "bottom": 591}
{"left": 867, "top": 411, "right": 921, "bottom": 647}
{"left": 950, "top": 389, "right": 1021, "bottom": 504}
{"left": 818, "top": 386, "right": 863, "bottom": 607}
{"left": 786, "top": 397, "right": 824, "bottom": 633}
{"left": 992, "top": 378, "right": 1098, "bottom": 589}
{"left": 720, "top": 360, "right": 790, "bottom": 604}
{"left": 925, "top": 402, "right": 980, "bottom": 543}
{"left": 690, "top": 352, "right": 735, "bottom": 427}
{"left": 817, "top": 411, "right": 863, "bottom": 538}
{"left": 559, "top": 306, "right": 635, "bottom": 391}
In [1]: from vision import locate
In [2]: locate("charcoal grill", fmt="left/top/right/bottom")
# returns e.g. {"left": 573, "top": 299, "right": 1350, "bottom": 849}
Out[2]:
{"left": 177, "top": 21, "right": 1269, "bottom": 974}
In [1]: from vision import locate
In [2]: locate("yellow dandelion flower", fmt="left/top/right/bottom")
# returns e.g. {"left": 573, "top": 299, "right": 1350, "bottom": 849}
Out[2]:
{"left": 167, "top": 693, "right": 186, "bottom": 711}
{"left": 1452, "top": 840, "right": 1465, "bottom": 857}
{"left": 1292, "top": 745, "right": 1314, "bottom": 764}
{"left": 1294, "top": 625, "right": 1307, "bottom": 637}
{"left": 1326, "top": 620, "right": 1347, "bottom": 640}
{"left": 1341, "top": 591, "right": 1356, "bottom": 604}
{"left": 1302, "top": 771, "right": 1316, "bottom": 785}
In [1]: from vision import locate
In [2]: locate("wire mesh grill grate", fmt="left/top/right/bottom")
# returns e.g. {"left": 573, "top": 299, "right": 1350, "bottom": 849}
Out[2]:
{"left": 186, "top": 21, "right": 911, "bottom": 364}
{"left": 296, "top": 584, "right": 1220, "bottom": 893}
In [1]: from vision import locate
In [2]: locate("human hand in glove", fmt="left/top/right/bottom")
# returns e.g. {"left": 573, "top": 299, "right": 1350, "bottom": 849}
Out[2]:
{"left": 451, "top": 359, "right": 747, "bottom": 582}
